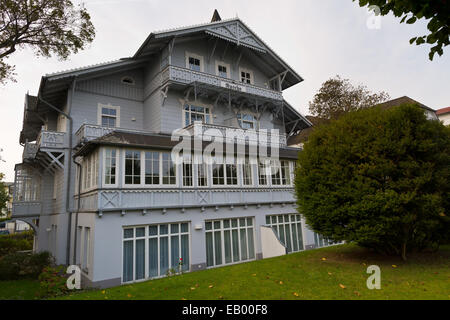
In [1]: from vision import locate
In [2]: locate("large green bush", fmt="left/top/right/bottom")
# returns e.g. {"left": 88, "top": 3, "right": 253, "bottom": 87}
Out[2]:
{"left": 0, "top": 251, "right": 52, "bottom": 280}
{"left": 0, "top": 230, "right": 34, "bottom": 257}
{"left": 295, "top": 104, "right": 450, "bottom": 260}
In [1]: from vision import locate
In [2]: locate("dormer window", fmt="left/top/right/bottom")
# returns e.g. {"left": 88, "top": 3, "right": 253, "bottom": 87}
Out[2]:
{"left": 121, "top": 76, "right": 135, "bottom": 85}
{"left": 239, "top": 68, "right": 253, "bottom": 84}
{"left": 186, "top": 52, "right": 204, "bottom": 72}
{"left": 216, "top": 61, "right": 230, "bottom": 78}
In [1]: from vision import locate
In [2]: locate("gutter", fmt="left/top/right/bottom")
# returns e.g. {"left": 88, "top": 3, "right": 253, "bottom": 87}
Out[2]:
{"left": 37, "top": 76, "right": 77, "bottom": 266}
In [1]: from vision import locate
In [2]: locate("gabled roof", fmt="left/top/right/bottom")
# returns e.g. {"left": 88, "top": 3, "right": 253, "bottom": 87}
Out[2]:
{"left": 133, "top": 17, "right": 304, "bottom": 90}
{"left": 377, "top": 96, "right": 436, "bottom": 113}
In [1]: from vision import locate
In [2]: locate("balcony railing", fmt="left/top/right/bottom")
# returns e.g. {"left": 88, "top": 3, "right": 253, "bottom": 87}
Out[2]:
{"left": 36, "top": 129, "right": 67, "bottom": 149}
{"left": 75, "top": 124, "right": 115, "bottom": 146}
{"left": 12, "top": 202, "right": 42, "bottom": 218}
{"left": 147, "top": 65, "right": 283, "bottom": 102}
{"left": 185, "top": 122, "right": 287, "bottom": 147}
{"left": 22, "top": 142, "right": 38, "bottom": 160}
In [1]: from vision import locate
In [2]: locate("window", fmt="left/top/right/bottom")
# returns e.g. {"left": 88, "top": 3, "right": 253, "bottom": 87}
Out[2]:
{"left": 205, "top": 218, "right": 255, "bottom": 268}
{"left": 182, "top": 154, "right": 193, "bottom": 187}
{"left": 184, "top": 104, "right": 212, "bottom": 127}
{"left": 82, "top": 227, "right": 91, "bottom": 271}
{"left": 123, "top": 223, "right": 190, "bottom": 282}
{"left": 189, "top": 57, "right": 201, "bottom": 71}
{"left": 266, "top": 214, "right": 304, "bottom": 253}
{"left": 162, "top": 153, "right": 177, "bottom": 185}
{"left": 121, "top": 76, "right": 135, "bottom": 85}
{"left": 82, "top": 151, "right": 98, "bottom": 191}
{"left": 186, "top": 53, "right": 203, "bottom": 72}
{"left": 212, "top": 158, "right": 225, "bottom": 186}
{"left": 226, "top": 158, "right": 238, "bottom": 186}
{"left": 258, "top": 160, "right": 270, "bottom": 186}
{"left": 98, "top": 104, "right": 120, "bottom": 128}
{"left": 104, "top": 148, "right": 117, "bottom": 185}
{"left": 197, "top": 156, "right": 208, "bottom": 187}
{"left": 237, "top": 113, "right": 257, "bottom": 130}
{"left": 242, "top": 158, "right": 253, "bottom": 186}
{"left": 125, "top": 151, "right": 141, "bottom": 185}
{"left": 145, "top": 152, "right": 160, "bottom": 185}
{"left": 271, "top": 160, "right": 291, "bottom": 186}
{"left": 216, "top": 61, "right": 230, "bottom": 78}
{"left": 313, "top": 233, "right": 343, "bottom": 248}
{"left": 239, "top": 68, "right": 253, "bottom": 84}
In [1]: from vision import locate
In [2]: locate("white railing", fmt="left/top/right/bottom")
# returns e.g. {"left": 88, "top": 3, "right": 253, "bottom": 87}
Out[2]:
{"left": 185, "top": 122, "right": 287, "bottom": 147}
{"left": 22, "top": 142, "right": 38, "bottom": 160}
{"left": 75, "top": 124, "right": 115, "bottom": 145}
{"left": 151, "top": 65, "right": 284, "bottom": 101}
{"left": 36, "top": 130, "right": 67, "bottom": 149}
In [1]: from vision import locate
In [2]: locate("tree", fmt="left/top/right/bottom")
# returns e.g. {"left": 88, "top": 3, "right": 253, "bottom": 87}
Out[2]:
{"left": 0, "top": 173, "right": 10, "bottom": 218}
{"left": 0, "top": 0, "right": 95, "bottom": 84}
{"left": 309, "top": 75, "right": 389, "bottom": 121}
{"left": 354, "top": 0, "right": 450, "bottom": 60}
{"left": 295, "top": 104, "right": 450, "bottom": 260}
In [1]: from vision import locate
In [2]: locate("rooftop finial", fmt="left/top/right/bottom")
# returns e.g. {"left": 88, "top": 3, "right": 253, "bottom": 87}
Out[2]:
{"left": 211, "top": 9, "right": 222, "bottom": 22}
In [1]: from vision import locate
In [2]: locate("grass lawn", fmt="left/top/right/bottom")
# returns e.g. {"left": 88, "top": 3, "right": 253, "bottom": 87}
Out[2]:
{"left": 58, "top": 244, "right": 450, "bottom": 300}
{"left": 0, "top": 279, "right": 40, "bottom": 300}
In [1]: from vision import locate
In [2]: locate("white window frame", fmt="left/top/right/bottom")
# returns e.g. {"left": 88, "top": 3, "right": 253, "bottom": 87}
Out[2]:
{"left": 122, "top": 150, "right": 179, "bottom": 188}
{"left": 266, "top": 214, "right": 304, "bottom": 253}
{"left": 103, "top": 148, "right": 119, "bottom": 188}
{"left": 122, "top": 223, "right": 191, "bottom": 284}
{"left": 211, "top": 156, "right": 239, "bottom": 187}
{"left": 81, "top": 150, "right": 99, "bottom": 193}
{"left": 237, "top": 112, "right": 258, "bottom": 130}
{"left": 239, "top": 67, "right": 254, "bottom": 85}
{"left": 258, "top": 159, "right": 294, "bottom": 188}
{"left": 182, "top": 101, "right": 214, "bottom": 128}
{"left": 240, "top": 157, "right": 254, "bottom": 187}
{"left": 185, "top": 52, "right": 204, "bottom": 72}
{"left": 98, "top": 103, "right": 120, "bottom": 128}
{"left": 215, "top": 60, "right": 231, "bottom": 78}
{"left": 205, "top": 218, "right": 256, "bottom": 268}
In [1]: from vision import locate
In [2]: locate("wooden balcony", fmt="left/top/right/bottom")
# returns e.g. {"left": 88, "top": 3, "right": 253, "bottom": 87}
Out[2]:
{"left": 22, "top": 142, "right": 38, "bottom": 160}
{"left": 147, "top": 65, "right": 284, "bottom": 102}
{"left": 36, "top": 129, "right": 68, "bottom": 149}
{"left": 76, "top": 124, "right": 115, "bottom": 146}
{"left": 12, "top": 202, "right": 42, "bottom": 218}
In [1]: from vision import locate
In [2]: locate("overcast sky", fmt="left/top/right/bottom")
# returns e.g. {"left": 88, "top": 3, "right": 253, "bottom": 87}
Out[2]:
{"left": 0, "top": 0, "right": 449, "bottom": 182}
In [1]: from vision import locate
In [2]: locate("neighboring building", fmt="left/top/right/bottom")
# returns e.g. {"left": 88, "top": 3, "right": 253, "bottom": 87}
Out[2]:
{"left": 11, "top": 13, "right": 337, "bottom": 288}
{"left": 377, "top": 96, "right": 438, "bottom": 121}
{"left": 436, "top": 107, "right": 450, "bottom": 126}
{"left": 288, "top": 96, "right": 440, "bottom": 147}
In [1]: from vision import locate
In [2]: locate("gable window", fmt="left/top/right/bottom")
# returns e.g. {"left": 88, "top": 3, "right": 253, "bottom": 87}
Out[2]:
{"left": 186, "top": 52, "right": 204, "bottom": 72}
{"left": 216, "top": 61, "right": 230, "bottom": 78}
{"left": 239, "top": 68, "right": 253, "bottom": 85}
{"left": 237, "top": 113, "right": 257, "bottom": 130}
{"left": 184, "top": 104, "right": 212, "bottom": 127}
{"left": 98, "top": 104, "right": 120, "bottom": 128}
{"left": 189, "top": 57, "right": 201, "bottom": 71}
{"left": 125, "top": 151, "right": 141, "bottom": 185}
{"left": 121, "top": 76, "right": 135, "bottom": 86}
